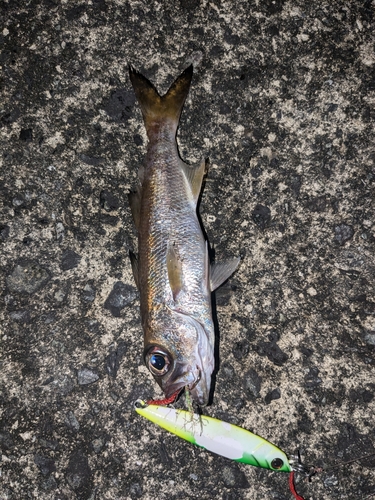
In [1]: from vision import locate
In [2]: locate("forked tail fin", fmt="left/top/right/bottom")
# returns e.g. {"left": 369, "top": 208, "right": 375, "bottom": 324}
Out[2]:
{"left": 129, "top": 65, "right": 193, "bottom": 136}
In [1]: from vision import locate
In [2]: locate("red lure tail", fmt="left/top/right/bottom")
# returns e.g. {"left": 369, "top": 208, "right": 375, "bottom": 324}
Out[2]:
{"left": 289, "top": 471, "right": 306, "bottom": 500}
{"left": 146, "top": 388, "right": 182, "bottom": 406}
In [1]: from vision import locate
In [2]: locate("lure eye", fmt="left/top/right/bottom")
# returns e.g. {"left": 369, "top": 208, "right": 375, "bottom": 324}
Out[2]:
{"left": 146, "top": 348, "right": 171, "bottom": 376}
{"left": 271, "top": 458, "right": 284, "bottom": 470}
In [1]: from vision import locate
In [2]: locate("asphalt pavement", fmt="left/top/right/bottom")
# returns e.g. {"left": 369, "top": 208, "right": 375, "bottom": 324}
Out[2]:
{"left": 1, "top": 1, "right": 375, "bottom": 499}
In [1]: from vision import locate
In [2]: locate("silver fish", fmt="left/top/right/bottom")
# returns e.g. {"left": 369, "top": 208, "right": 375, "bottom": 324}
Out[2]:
{"left": 128, "top": 64, "right": 239, "bottom": 405}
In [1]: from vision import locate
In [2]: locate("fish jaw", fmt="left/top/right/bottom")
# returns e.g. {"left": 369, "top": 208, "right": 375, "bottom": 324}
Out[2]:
{"left": 186, "top": 314, "right": 215, "bottom": 406}
{"left": 144, "top": 308, "right": 215, "bottom": 406}
{"left": 161, "top": 360, "right": 201, "bottom": 400}
{"left": 189, "top": 362, "right": 212, "bottom": 407}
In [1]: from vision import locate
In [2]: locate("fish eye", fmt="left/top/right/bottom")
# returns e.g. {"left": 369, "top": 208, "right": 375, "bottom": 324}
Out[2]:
{"left": 150, "top": 353, "right": 166, "bottom": 370}
{"left": 146, "top": 348, "right": 171, "bottom": 376}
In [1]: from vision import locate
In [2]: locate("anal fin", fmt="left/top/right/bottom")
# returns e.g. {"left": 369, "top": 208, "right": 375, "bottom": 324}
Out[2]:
{"left": 128, "top": 187, "right": 141, "bottom": 230}
{"left": 129, "top": 250, "right": 139, "bottom": 290}
{"left": 210, "top": 257, "right": 240, "bottom": 291}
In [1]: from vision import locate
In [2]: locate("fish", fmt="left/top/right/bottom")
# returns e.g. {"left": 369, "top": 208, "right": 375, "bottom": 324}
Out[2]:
{"left": 128, "top": 64, "right": 239, "bottom": 406}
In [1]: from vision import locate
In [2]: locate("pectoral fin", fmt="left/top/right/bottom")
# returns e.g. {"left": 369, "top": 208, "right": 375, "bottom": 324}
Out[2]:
{"left": 181, "top": 158, "right": 207, "bottom": 203}
{"left": 129, "top": 250, "right": 139, "bottom": 290}
{"left": 210, "top": 257, "right": 240, "bottom": 291}
{"left": 167, "top": 243, "right": 183, "bottom": 301}
{"left": 128, "top": 188, "right": 141, "bottom": 230}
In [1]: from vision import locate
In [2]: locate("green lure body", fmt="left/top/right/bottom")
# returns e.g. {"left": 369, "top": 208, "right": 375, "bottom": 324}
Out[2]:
{"left": 135, "top": 401, "right": 291, "bottom": 472}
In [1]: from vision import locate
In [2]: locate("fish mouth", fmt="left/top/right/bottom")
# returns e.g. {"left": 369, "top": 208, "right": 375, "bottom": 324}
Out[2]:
{"left": 161, "top": 361, "right": 199, "bottom": 399}
{"left": 163, "top": 363, "right": 211, "bottom": 406}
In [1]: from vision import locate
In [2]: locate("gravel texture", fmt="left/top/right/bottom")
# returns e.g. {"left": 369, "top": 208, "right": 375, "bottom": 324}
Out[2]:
{"left": 1, "top": 1, "right": 375, "bottom": 499}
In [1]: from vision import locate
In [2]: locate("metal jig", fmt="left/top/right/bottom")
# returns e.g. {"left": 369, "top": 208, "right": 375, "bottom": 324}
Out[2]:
{"left": 135, "top": 400, "right": 293, "bottom": 472}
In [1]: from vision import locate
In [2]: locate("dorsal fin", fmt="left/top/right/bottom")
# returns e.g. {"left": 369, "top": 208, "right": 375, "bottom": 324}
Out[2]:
{"left": 181, "top": 158, "right": 207, "bottom": 203}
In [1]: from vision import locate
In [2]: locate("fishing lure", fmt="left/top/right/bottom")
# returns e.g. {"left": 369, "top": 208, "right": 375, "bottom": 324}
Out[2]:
{"left": 135, "top": 400, "right": 292, "bottom": 472}
{"left": 135, "top": 400, "right": 308, "bottom": 499}
{"left": 135, "top": 400, "right": 375, "bottom": 499}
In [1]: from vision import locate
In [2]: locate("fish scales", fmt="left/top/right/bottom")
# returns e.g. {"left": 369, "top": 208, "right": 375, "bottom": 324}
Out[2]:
{"left": 141, "top": 150, "right": 205, "bottom": 311}
{"left": 128, "top": 64, "right": 239, "bottom": 405}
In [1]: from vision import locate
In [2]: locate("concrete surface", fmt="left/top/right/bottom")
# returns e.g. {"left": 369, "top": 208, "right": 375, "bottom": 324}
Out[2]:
{"left": 1, "top": 1, "right": 375, "bottom": 499}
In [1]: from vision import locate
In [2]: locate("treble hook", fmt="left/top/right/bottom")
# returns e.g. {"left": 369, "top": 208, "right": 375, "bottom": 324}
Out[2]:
{"left": 289, "top": 450, "right": 313, "bottom": 478}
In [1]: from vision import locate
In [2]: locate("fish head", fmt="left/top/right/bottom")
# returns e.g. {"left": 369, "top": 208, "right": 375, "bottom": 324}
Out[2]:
{"left": 144, "top": 309, "right": 214, "bottom": 406}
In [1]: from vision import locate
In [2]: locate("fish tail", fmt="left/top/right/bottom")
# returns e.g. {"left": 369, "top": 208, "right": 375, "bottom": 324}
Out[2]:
{"left": 129, "top": 65, "right": 193, "bottom": 135}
